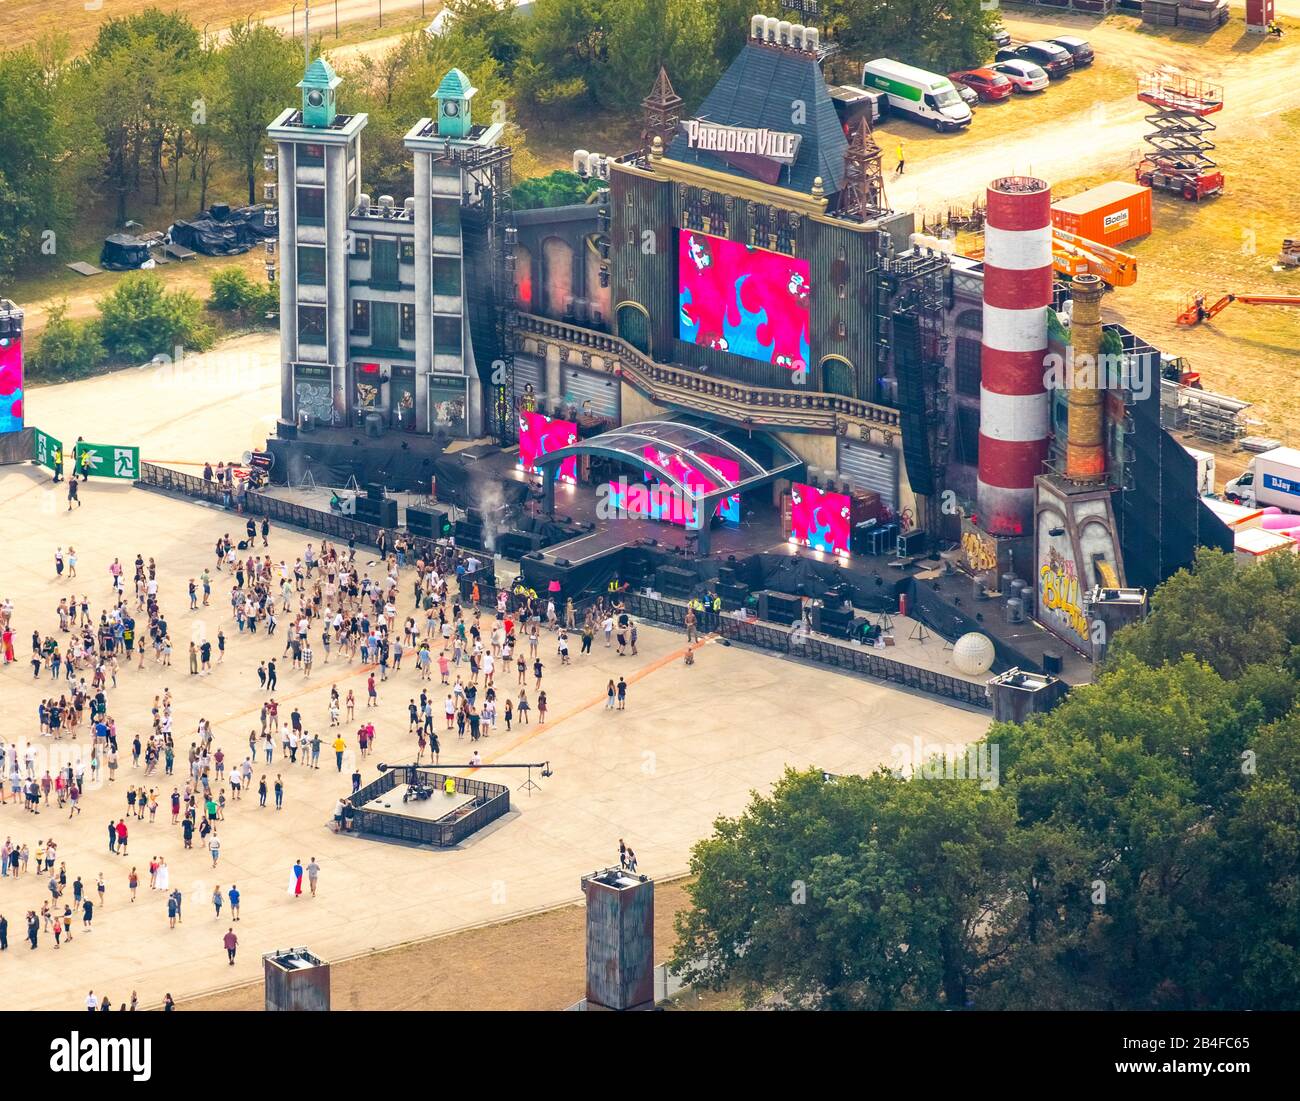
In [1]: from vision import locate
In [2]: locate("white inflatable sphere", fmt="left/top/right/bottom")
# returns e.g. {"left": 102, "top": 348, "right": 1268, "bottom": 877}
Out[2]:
{"left": 951, "top": 632, "right": 996, "bottom": 676}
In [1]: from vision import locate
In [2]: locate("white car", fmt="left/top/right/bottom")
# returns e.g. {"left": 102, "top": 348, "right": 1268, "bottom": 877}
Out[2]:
{"left": 992, "top": 59, "right": 1049, "bottom": 94}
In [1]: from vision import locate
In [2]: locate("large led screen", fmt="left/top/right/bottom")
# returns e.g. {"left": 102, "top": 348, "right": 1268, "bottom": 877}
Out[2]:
{"left": 789, "top": 482, "right": 851, "bottom": 557}
{"left": 0, "top": 335, "right": 22, "bottom": 434}
{"left": 607, "top": 447, "right": 742, "bottom": 527}
{"left": 518, "top": 411, "right": 577, "bottom": 483}
{"left": 678, "top": 229, "right": 811, "bottom": 372}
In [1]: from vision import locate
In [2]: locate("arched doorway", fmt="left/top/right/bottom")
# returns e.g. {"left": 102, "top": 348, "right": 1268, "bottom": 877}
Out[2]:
{"left": 616, "top": 301, "right": 651, "bottom": 356}
{"left": 542, "top": 236, "right": 574, "bottom": 319}
{"left": 514, "top": 243, "right": 533, "bottom": 311}
{"left": 819, "top": 355, "right": 856, "bottom": 398}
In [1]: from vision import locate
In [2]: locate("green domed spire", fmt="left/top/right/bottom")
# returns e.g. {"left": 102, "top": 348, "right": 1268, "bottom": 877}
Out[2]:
{"left": 434, "top": 68, "right": 477, "bottom": 139}
{"left": 298, "top": 58, "right": 343, "bottom": 128}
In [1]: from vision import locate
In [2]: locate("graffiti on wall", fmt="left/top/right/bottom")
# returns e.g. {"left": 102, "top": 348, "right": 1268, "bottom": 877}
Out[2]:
{"left": 1039, "top": 545, "right": 1089, "bottom": 642}
{"left": 961, "top": 529, "right": 998, "bottom": 574}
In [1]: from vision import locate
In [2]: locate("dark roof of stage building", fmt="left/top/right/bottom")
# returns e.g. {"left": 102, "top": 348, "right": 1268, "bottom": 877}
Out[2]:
{"left": 666, "top": 40, "right": 847, "bottom": 197}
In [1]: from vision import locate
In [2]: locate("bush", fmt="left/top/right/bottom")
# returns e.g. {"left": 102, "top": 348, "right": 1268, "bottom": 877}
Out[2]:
{"left": 513, "top": 169, "right": 604, "bottom": 211}
{"left": 97, "top": 271, "right": 215, "bottom": 362}
{"left": 28, "top": 304, "right": 105, "bottom": 380}
{"left": 209, "top": 266, "right": 278, "bottom": 321}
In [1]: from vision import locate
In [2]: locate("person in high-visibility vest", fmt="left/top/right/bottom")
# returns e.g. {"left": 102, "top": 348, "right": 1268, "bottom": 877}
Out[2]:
{"left": 51, "top": 447, "right": 63, "bottom": 483}
{"left": 444, "top": 775, "right": 456, "bottom": 796}
{"left": 79, "top": 451, "right": 92, "bottom": 481}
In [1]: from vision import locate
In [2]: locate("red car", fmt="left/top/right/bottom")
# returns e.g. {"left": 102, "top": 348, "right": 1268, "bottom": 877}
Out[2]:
{"left": 949, "top": 68, "right": 1014, "bottom": 102}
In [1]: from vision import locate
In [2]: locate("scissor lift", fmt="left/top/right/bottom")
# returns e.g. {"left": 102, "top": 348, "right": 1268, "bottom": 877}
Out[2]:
{"left": 1136, "top": 72, "right": 1224, "bottom": 202}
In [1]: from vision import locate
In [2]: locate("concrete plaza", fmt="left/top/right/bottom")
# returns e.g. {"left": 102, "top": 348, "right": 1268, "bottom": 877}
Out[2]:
{"left": 0, "top": 351, "right": 989, "bottom": 1009}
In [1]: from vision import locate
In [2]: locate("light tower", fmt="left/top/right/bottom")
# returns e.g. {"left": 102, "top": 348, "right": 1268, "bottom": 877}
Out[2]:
{"left": 977, "top": 176, "right": 1053, "bottom": 538}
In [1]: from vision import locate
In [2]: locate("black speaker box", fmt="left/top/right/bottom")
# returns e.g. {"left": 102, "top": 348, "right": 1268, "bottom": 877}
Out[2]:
{"left": 406, "top": 506, "right": 448, "bottom": 539}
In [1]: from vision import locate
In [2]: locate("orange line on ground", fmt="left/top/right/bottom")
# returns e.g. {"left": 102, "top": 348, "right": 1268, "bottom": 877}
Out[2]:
{"left": 472, "top": 635, "right": 713, "bottom": 769}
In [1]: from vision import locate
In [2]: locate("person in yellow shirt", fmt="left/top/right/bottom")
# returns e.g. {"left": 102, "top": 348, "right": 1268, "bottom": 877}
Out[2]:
{"left": 444, "top": 775, "right": 456, "bottom": 796}
{"left": 895, "top": 143, "right": 904, "bottom": 176}
{"left": 333, "top": 735, "right": 347, "bottom": 772}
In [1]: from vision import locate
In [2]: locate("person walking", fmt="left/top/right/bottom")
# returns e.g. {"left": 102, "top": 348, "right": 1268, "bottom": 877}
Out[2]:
{"left": 128, "top": 867, "right": 138, "bottom": 902}
{"left": 208, "top": 832, "right": 221, "bottom": 866}
{"left": 212, "top": 886, "right": 223, "bottom": 918}
{"left": 228, "top": 884, "right": 240, "bottom": 921}
{"left": 306, "top": 857, "right": 320, "bottom": 897}
{"left": 223, "top": 926, "right": 238, "bottom": 965}
{"left": 895, "top": 142, "right": 905, "bottom": 176}
{"left": 617, "top": 676, "right": 627, "bottom": 711}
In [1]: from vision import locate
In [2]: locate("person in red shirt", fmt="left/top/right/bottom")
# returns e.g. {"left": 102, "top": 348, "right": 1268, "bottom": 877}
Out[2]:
{"left": 115, "top": 819, "right": 128, "bottom": 856}
{"left": 223, "top": 927, "right": 238, "bottom": 965}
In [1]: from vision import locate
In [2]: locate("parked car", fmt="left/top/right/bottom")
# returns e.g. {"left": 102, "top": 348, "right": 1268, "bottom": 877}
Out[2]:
{"left": 1050, "top": 35, "right": 1095, "bottom": 67}
{"left": 990, "top": 23, "right": 1012, "bottom": 49}
{"left": 949, "top": 68, "right": 1014, "bottom": 102}
{"left": 996, "top": 41, "right": 1074, "bottom": 80}
{"left": 953, "top": 82, "right": 979, "bottom": 109}
{"left": 992, "top": 60, "right": 1050, "bottom": 94}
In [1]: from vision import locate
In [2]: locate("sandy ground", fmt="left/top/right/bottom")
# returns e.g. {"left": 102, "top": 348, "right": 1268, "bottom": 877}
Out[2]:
{"left": 185, "top": 876, "right": 694, "bottom": 1010}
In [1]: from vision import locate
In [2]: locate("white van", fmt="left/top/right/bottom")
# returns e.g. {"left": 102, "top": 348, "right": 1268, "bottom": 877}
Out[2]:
{"left": 861, "top": 58, "right": 973, "bottom": 132}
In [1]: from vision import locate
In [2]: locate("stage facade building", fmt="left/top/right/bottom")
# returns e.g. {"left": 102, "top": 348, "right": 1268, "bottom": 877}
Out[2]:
{"left": 268, "top": 59, "right": 512, "bottom": 441}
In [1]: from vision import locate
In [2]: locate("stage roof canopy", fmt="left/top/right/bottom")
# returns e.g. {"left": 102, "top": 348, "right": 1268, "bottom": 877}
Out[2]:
{"left": 534, "top": 418, "right": 803, "bottom": 512}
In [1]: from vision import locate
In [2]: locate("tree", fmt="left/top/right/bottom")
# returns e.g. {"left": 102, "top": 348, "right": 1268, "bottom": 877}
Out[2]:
{"left": 444, "top": 0, "right": 527, "bottom": 73}
{"left": 216, "top": 20, "right": 302, "bottom": 205}
{"left": 671, "top": 767, "right": 1022, "bottom": 1009}
{"left": 1107, "top": 548, "right": 1300, "bottom": 680}
{"left": 824, "top": 0, "right": 1000, "bottom": 72}
{"left": 97, "top": 272, "right": 213, "bottom": 362}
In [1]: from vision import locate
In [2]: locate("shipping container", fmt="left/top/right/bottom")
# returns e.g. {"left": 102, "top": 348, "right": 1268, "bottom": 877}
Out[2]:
{"left": 1051, "top": 181, "right": 1153, "bottom": 247}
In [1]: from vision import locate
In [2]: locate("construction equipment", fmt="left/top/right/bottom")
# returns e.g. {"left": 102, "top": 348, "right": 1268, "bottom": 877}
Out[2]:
{"left": 1161, "top": 354, "right": 1202, "bottom": 388}
{"left": 1136, "top": 72, "right": 1224, "bottom": 202}
{"left": 1052, "top": 229, "right": 1138, "bottom": 287}
{"left": 964, "top": 227, "right": 1137, "bottom": 289}
{"left": 1177, "top": 293, "right": 1300, "bottom": 326}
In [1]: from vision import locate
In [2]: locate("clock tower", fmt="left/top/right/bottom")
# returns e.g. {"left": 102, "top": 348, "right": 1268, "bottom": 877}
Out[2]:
{"left": 299, "top": 58, "right": 341, "bottom": 129}
{"left": 434, "top": 68, "right": 476, "bottom": 140}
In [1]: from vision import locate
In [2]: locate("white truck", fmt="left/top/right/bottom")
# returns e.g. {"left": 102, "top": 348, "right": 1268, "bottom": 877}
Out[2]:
{"left": 860, "top": 59, "right": 973, "bottom": 132}
{"left": 1225, "top": 447, "right": 1300, "bottom": 510}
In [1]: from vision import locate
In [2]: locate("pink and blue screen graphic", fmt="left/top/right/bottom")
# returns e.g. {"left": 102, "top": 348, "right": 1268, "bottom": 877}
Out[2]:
{"left": 518, "top": 411, "right": 577, "bottom": 483}
{"left": 608, "top": 446, "right": 741, "bottom": 526}
{"left": 790, "top": 482, "right": 851, "bottom": 556}
{"left": 0, "top": 336, "right": 22, "bottom": 434}
{"left": 678, "top": 230, "right": 811, "bottom": 372}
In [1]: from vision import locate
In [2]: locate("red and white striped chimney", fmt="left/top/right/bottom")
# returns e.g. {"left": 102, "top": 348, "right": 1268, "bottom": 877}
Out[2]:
{"left": 977, "top": 176, "right": 1053, "bottom": 537}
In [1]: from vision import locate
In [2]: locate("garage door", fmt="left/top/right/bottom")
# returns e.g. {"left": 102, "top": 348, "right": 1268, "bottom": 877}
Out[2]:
{"left": 512, "top": 355, "right": 543, "bottom": 403}
{"left": 837, "top": 439, "right": 899, "bottom": 509}
{"left": 562, "top": 367, "right": 619, "bottom": 419}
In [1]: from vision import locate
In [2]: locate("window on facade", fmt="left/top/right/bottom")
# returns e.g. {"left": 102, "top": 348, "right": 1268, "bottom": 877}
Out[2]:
{"left": 297, "top": 245, "right": 326, "bottom": 285}
{"left": 299, "top": 144, "right": 324, "bottom": 167}
{"left": 298, "top": 304, "right": 327, "bottom": 343}
{"left": 433, "top": 257, "right": 461, "bottom": 296}
{"left": 350, "top": 234, "right": 370, "bottom": 259}
{"left": 955, "top": 405, "right": 980, "bottom": 465}
{"left": 296, "top": 186, "right": 325, "bottom": 223}
{"left": 371, "top": 238, "right": 399, "bottom": 287}
{"left": 431, "top": 199, "right": 459, "bottom": 235}
{"left": 837, "top": 283, "right": 846, "bottom": 299}
{"left": 434, "top": 315, "right": 462, "bottom": 356}
{"left": 372, "top": 302, "right": 399, "bottom": 350}
{"left": 351, "top": 300, "right": 370, "bottom": 336}
{"left": 955, "top": 337, "right": 982, "bottom": 395}
{"left": 400, "top": 239, "right": 415, "bottom": 264}
{"left": 400, "top": 303, "right": 416, "bottom": 341}
{"left": 956, "top": 308, "right": 983, "bottom": 332}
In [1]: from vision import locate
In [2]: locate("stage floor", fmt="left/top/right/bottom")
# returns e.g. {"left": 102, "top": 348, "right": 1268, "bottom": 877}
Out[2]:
{"left": 362, "top": 784, "right": 479, "bottom": 823}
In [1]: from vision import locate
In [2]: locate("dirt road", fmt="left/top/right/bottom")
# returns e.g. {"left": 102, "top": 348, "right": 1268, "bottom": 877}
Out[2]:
{"left": 888, "top": 13, "right": 1298, "bottom": 213}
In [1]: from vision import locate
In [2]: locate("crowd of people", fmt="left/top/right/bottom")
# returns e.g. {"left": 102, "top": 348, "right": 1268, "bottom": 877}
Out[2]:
{"left": 1, "top": 506, "right": 649, "bottom": 1008}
